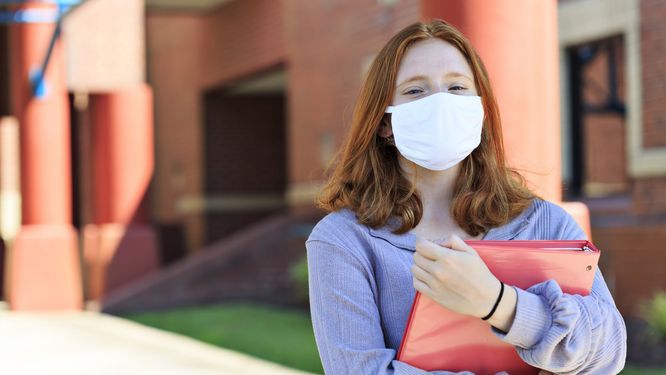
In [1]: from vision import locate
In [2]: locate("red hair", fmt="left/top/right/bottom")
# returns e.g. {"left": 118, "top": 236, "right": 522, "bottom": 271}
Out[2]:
{"left": 317, "top": 19, "right": 535, "bottom": 236}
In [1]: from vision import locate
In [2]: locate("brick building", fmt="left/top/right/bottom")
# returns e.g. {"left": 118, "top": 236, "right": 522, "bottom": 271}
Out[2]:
{"left": 558, "top": 0, "right": 666, "bottom": 313}
{"left": 0, "top": 0, "right": 664, "bottom": 315}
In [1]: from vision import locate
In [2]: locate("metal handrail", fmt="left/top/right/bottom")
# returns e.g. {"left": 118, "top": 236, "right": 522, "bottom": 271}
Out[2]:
{"left": 0, "top": 1, "right": 81, "bottom": 5}
{"left": 1, "top": 0, "right": 85, "bottom": 98}
{"left": 0, "top": 0, "right": 82, "bottom": 24}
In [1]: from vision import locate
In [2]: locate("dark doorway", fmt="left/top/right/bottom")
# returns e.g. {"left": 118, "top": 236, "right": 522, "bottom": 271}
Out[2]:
{"left": 566, "top": 35, "right": 627, "bottom": 199}
{"left": 69, "top": 94, "right": 92, "bottom": 231}
{"left": 203, "top": 76, "right": 287, "bottom": 245}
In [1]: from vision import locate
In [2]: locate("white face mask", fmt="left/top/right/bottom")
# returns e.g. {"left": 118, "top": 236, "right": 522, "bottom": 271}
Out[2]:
{"left": 385, "top": 92, "right": 484, "bottom": 171}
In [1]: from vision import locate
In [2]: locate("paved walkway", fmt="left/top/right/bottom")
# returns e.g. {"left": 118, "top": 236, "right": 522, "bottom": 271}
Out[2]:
{"left": 0, "top": 309, "right": 314, "bottom": 375}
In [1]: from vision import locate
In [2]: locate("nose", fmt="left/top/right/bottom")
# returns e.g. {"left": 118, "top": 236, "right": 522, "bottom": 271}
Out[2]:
{"left": 431, "top": 83, "right": 448, "bottom": 95}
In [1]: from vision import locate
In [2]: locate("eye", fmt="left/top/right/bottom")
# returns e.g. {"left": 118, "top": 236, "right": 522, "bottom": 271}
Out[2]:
{"left": 403, "top": 88, "right": 424, "bottom": 95}
{"left": 449, "top": 85, "right": 466, "bottom": 91}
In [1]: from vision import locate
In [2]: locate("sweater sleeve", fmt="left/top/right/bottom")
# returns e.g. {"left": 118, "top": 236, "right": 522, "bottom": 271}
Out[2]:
{"left": 492, "top": 208, "right": 627, "bottom": 374}
{"left": 306, "top": 238, "right": 475, "bottom": 375}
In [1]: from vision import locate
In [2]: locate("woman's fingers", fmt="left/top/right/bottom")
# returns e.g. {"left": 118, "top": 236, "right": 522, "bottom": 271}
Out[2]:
{"left": 415, "top": 238, "right": 443, "bottom": 260}
{"left": 413, "top": 246, "right": 451, "bottom": 284}
{"left": 412, "top": 236, "right": 502, "bottom": 318}
{"left": 413, "top": 252, "right": 436, "bottom": 272}
{"left": 411, "top": 261, "right": 431, "bottom": 279}
{"left": 412, "top": 275, "right": 431, "bottom": 294}
{"left": 443, "top": 234, "right": 478, "bottom": 255}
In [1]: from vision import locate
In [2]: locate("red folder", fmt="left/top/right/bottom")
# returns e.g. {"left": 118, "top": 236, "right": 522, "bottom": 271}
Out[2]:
{"left": 397, "top": 240, "right": 600, "bottom": 375}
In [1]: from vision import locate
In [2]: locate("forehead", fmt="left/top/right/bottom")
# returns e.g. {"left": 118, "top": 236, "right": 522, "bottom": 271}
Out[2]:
{"left": 395, "top": 38, "right": 473, "bottom": 84}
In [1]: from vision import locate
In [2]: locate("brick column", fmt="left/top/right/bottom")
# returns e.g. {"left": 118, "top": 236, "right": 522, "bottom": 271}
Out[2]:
{"left": 83, "top": 85, "right": 159, "bottom": 301}
{"left": 7, "top": 3, "right": 82, "bottom": 310}
{"left": 421, "top": 0, "right": 590, "bottom": 237}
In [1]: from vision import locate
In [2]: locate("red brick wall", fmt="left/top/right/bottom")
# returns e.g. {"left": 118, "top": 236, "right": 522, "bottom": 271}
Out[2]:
{"left": 641, "top": 0, "right": 666, "bottom": 148}
{"left": 147, "top": 14, "right": 207, "bottom": 252}
{"left": 201, "top": 0, "right": 285, "bottom": 89}
{"left": 0, "top": 26, "right": 8, "bottom": 116}
{"left": 63, "top": 0, "right": 146, "bottom": 91}
{"left": 584, "top": 114, "right": 627, "bottom": 192}
{"left": 284, "top": 0, "right": 420, "bottom": 185}
{"left": 629, "top": 0, "right": 666, "bottom": 215}
{"left": 147, "top": 0, "right": 287, "bottom": 252}
{"left": 633, "top": 176, "right": 666, "bottom": 215}
{"left": 592, "top": 223, "right": 666, "bottom": 316}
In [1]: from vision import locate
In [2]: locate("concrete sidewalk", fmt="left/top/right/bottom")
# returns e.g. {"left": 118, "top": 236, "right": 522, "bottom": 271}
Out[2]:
{"left": 0, "top": 309, "right": 315, "bottom": 375}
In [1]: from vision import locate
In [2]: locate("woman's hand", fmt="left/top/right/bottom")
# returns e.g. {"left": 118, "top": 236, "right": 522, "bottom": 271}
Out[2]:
{"left": 411, "top": 235, "right": 519, "bottom": 331}
{"left": 411, "top": 234, "right": 511, "bottom": 321}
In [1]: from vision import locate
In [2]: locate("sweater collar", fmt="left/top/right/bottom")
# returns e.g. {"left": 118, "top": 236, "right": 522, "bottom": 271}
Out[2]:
{"left": 366, "top": 200, "right": 536, "bottom": 252}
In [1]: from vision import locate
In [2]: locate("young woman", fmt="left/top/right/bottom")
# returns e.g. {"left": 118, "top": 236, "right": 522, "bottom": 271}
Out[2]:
{"left": 305, "top": 20, "right": 626, "bottom": 374}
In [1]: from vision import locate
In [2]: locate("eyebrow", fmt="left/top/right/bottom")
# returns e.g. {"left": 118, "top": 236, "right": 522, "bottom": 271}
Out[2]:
{"left": 396, "top": 72, "right": 473, "bottom": 88}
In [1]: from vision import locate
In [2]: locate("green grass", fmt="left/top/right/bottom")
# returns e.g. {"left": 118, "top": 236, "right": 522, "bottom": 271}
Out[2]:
{"left": 124, "top": 302, "right": 324, "bottom": 374}
{"left": 621, "top": 366, "right": 666, "bottom": 375}
{"left": 640, "top": 291, "right": 666, "bottom": 341}
{"left": 124, "top": 303, "right": 666, "bottom": 375}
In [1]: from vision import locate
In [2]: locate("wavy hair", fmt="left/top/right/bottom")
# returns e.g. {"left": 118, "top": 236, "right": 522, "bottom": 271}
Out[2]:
{"left": 317, "top": 19, "right": 535, "bottom": 236}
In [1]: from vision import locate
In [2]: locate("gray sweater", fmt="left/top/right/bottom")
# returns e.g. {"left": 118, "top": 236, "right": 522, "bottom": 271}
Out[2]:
{"left": 306, "top": 199, "right": 627, "bottom": 374}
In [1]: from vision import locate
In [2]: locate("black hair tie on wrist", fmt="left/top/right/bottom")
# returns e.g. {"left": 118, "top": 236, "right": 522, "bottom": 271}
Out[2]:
{"left": 481, "top": 280, "right": 504, "bottom": 321}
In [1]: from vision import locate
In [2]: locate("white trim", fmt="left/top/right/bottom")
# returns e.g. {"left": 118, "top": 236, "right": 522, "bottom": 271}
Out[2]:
{"left": 286, "top": 181, "right": 323, "bottom": 206}
{"left": 558, "top": 0, "right": 666, "bottom": 178}
{"left": 559, "top": 51, "right": 572, "bottom": 183}
{"left": 175, "top": 194, "right": 284, "bottom": 214}
{"left": 0, "top": 117, "right": 21, "bottom": 244}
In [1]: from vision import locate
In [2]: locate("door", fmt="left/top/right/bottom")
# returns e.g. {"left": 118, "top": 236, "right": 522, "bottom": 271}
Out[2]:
{"left": 203, "top": 92, "right": 287, "bottom": 244}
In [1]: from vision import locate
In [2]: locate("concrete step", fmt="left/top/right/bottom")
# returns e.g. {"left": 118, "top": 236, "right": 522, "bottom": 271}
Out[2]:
{"left": 101, "top": 212, "right": 322, "bottom": 314}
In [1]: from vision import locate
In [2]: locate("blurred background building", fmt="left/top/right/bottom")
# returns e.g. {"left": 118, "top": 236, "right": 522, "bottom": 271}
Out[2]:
{"left": 0, "top": 0, "right": 664, "bottom": 320}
